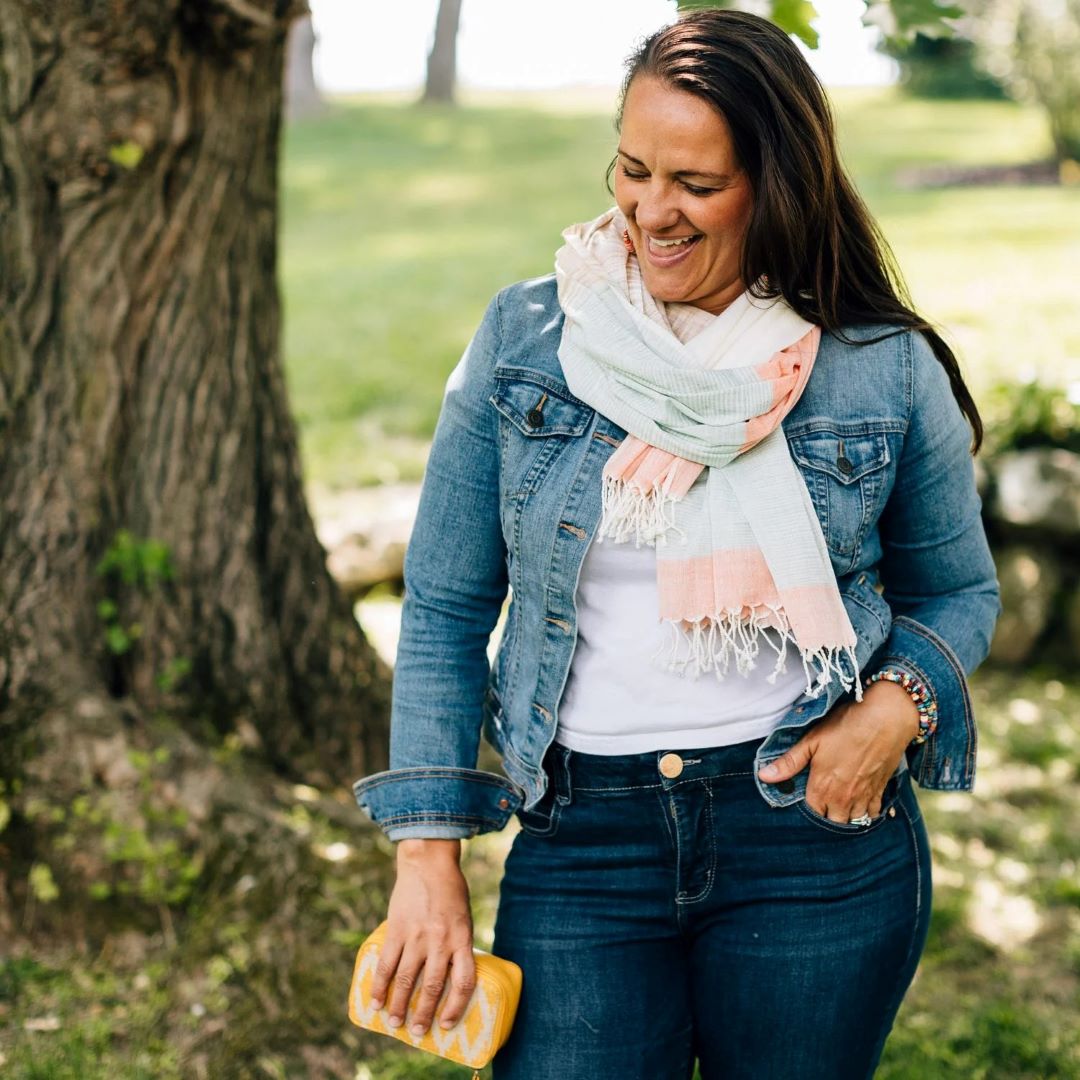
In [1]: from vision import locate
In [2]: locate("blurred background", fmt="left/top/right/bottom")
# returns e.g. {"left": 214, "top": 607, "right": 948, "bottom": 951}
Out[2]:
{"left": 1, "top": 1, "right": 1078, "bottom": 1077}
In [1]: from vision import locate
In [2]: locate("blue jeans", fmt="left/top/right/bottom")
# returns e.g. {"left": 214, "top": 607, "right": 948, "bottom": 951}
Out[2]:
{"left": 491, "top": 735, "right": 932, "bottom": 1080}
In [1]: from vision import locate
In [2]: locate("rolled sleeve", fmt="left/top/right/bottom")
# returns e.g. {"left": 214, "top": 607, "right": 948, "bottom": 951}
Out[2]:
{"left": 354, "top": 766, "right": 524, "bottom": 841}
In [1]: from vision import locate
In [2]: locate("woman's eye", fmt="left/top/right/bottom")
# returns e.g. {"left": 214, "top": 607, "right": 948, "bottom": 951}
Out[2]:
{"left": 619, "top": 166, "right": 647, "bottom": 181}
{"left": 683, "top": 182, "right": 716, "bottom": 197}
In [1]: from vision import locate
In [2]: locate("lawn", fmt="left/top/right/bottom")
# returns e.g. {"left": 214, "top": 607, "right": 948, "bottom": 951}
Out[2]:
{"left": 280, "top": 85, "right": 1080, "bottom": 493}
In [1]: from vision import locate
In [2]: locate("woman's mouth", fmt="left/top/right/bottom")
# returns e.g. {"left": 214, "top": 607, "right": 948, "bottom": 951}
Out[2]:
{"left": 643, "top": 232, "right": 703, "bottom": 267}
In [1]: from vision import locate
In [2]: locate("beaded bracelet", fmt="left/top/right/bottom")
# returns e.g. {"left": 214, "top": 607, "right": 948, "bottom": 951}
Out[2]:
{"left": 864, "top": 668, "right": 939, "bottom": 746}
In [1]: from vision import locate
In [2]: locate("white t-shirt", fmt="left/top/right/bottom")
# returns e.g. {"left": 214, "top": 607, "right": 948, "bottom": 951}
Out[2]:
{"left": 553, "top": 534, "right": 808, "bottom": 754}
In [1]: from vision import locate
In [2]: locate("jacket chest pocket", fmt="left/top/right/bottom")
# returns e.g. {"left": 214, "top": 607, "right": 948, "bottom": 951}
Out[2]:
{"left": 787, "top": 429, "right": 892, "bottom": 574}
{"left": 489, "top": 374, "right": 594, "bottom": 498}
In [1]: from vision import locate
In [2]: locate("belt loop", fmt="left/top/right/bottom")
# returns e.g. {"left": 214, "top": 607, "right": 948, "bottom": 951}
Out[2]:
{"left": 554, "top": 743, "right": 572, "bottom": 804}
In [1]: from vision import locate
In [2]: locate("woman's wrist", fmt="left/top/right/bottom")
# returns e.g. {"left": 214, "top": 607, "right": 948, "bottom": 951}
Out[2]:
{"left": 396, "top": 838, "right": 462, "bottom": 867}
{"left": 864, "top": 667, "right": 938, "bottom": 745}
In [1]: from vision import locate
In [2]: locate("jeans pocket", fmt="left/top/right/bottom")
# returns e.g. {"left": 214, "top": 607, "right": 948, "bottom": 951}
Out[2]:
{"left": 795, "top": 769, "right": 906, "bottom": 836}
{"left": 514, "top": 747, "right": 570, "bottom": 838}
{"left": 515, "top": 789, "right": 562, "bottom": 837}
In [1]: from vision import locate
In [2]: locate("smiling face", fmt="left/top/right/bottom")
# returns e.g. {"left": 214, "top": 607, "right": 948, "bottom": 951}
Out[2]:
{"left": 614, "top": 75, "right": 754, "bottom": 315}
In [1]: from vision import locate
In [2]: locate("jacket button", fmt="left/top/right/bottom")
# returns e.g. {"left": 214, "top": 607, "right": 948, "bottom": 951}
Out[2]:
{"left": 837, "top": 456, "right": 854, "bottom": 475}
{"left": 659, "top": 752, "right": 684, "bottom": 778}
{"left": 526, "top": 408, "right": 544, "bottom": 427}
{"left": 498, "top": 797, "right": 510, "bottom": 809}
{"left": 776, "top": 778, "right": 795, "bottom": 794}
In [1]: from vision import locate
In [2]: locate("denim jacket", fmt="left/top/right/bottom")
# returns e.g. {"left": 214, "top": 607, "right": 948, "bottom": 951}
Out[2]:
{"left": 353, "top": 274, "right": 1001, "bottom": 842}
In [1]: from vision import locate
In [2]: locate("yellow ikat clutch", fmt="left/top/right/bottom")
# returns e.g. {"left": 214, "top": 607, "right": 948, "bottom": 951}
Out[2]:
{"left": 348, "top": 919, "right": 523, "bottom": 1075}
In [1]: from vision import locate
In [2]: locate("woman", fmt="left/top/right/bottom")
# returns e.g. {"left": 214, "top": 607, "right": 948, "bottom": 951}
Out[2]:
{"left": 353, "top": 11, "right": 1000, "bottom": 1079}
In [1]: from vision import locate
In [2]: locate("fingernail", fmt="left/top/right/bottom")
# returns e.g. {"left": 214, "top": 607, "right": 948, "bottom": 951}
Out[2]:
{"left": 388, "top": 1014, "right": 402, "bottom": 1027}
{"left": 440, "top": 1017, "right": 456, "bottom": 1029}
{"left": 760, "top": 763, "right": 778, "bottom": 776}
{"left": 371, "top": 997, "right": 383, "bottom": 1009}
{"left": 411, "top": 1022, "right": 426, "bottom": 1035}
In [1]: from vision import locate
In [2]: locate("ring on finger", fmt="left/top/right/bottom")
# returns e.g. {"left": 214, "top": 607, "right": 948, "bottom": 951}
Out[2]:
{"left": 848, "top": 812, "right": 874, "bottom": 826}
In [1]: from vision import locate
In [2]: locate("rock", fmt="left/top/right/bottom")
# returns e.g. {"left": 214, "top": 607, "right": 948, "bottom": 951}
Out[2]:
{"left": 989, "top": 544, "right": 1063, "bottom": 664}
{"left": 327, "top": 530, "right": 408, "bottom": 597}
{"left": 310, "top": 484, "right": 421, "bottom": 597}
{"left": 992, "top": 449, "right": 1080, "bottom": 536}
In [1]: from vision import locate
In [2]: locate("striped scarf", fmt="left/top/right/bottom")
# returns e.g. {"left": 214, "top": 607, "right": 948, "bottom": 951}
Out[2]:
{"left": 554, "top": 207, "right": 862, "bottom": 701}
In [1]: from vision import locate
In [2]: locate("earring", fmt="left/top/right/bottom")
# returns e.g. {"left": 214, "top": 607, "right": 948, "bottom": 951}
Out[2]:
{"left": 622, "top": 228, "right": 636, "bottom": 254}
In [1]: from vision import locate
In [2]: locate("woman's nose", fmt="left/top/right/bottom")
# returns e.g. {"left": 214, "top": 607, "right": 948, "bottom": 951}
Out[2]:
{"left": 633, "top": 187, "right": 681, "bottom": 234}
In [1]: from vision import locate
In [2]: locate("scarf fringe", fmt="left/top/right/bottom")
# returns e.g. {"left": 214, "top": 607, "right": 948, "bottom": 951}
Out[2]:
{"left": 598, "top": 473, "right": 686, "bottom": 547}
{"left": 650, "top": 605, "right": 863, "bottom": 702}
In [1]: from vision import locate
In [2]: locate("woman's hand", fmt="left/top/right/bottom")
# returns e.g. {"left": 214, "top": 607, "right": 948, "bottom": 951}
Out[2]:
{"left": 757, "top": 680, "right": 921, "bottom": 823}
{"left": 369, "top": 839, "right": 478, "bottom": 1037}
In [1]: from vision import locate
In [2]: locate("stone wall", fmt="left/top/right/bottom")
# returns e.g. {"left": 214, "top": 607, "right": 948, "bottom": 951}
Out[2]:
{"left": 981, "top": 448, "right": 1080, "bottom": 668}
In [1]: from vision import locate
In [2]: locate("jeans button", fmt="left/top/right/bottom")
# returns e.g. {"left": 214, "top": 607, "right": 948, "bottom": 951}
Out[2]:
{"left": 659, "top": 753, "right": 684, "bottom": 779}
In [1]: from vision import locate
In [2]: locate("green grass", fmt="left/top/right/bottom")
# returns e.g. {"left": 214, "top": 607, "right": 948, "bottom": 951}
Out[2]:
{"left": 281, "top": 86, "right": 1080, "bottom": 493}
{"left": 280, "top": 93, "right": 619, "bottom": 490}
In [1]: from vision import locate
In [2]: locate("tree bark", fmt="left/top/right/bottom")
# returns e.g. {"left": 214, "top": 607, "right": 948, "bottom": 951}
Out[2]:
{"left": 421, "top": 0, "right": 463, "bottom": 105}
{"left": 0, "top": 0, "right": 390, "bottom": 791}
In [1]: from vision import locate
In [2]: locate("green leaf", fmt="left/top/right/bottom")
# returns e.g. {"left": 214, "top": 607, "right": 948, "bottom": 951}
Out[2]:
{"left": 96, "top": 599, "right": 118, "bottom": 621}
{"left": 770, "top": 0, "right": 819, "bottom": 48}
{"left": 105, "top": 624, "right": 132, "bottom": 655}
{"left": 29, "top": 863, "right": 60, "bottom": 903}
{"left": 674, "top": 0, "right": 818, "bottom": 49}
{"left": 108, "top": 141, "right": 145, "bottom": 170}
{"left": 864, "top": 0, "right": 963, "bottom": 42}
{"left": 141, "top": 539, "right": 175, "bottom": 585}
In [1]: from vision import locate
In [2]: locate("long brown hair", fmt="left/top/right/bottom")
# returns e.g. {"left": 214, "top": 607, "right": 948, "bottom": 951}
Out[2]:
{"left": 607, "top": 9, "right": 983, "bottom": 450}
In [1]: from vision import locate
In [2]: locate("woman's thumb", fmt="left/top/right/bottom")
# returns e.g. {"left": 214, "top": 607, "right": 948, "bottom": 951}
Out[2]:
{"left": 758, "top": 741, "right": 810, "bottom": 781}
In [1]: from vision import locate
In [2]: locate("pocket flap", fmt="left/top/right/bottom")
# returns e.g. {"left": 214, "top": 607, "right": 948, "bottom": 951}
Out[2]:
{"left": 489, "top": 375, "right": 593, "bottom": 438}
{"left": 788, "top": 430, "right": 890, "bottom": 484}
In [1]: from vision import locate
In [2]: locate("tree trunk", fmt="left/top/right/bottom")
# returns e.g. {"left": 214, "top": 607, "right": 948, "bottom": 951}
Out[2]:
{"left": 286, "top": 13, "right": 325, "bottom": 120}
{"left": 0, "top": 0, "right": 390, "bottom": 826}
{"left": 421, "top": 0, "right": 463, "bottom": 105}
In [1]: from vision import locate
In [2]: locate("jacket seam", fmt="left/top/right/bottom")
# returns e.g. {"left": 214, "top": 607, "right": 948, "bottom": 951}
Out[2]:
{"left": 353, "top": 769, "right": 520, "bottom": 793}
{"left": 783, "top": 419, "right": 906, "bottom": 437}
{"left": 377, "top": 813, "right": 507, "bottom": 827}
{"left": 902, "top": 329, "right": 915, "bottom": 425}
{"left": 491, "top": 366, "right": 595, "bottom": 410}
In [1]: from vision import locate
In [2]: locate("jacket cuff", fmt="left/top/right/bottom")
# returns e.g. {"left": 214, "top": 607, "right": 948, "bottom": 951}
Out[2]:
{"left": 872, "top": 614, "right": 976, "bottom": 788}
{"left": 353, "top": 765, "right": 524, "bottom": 841}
